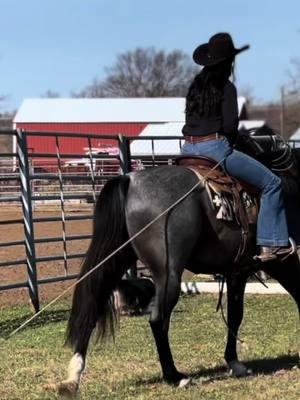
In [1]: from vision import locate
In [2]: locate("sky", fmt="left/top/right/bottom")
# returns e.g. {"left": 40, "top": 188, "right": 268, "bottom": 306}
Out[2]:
{"left": 0, "top": 0, "right": 299, "bottom": 111}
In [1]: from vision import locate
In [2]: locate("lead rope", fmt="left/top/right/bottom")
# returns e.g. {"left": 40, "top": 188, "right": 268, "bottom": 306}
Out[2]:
{"left": 9, "top": 158, "right": 226, "bottom": 338}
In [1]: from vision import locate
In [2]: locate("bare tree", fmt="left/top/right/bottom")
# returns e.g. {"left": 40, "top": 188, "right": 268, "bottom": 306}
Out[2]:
{"left": 281, "top": 58, "right": 300, "bottom": 137}
{"left": 41, "top": 90, "right": 60, "bottom": 98}
{"left": 239, "top": 85, "right": 256, "bottom": 105}
{"left": 0, "top": 105, "right": 14, "bottom": 151}
{"left": 75, "top": 47, "right": 198, "bottom": 98}
{"left": 72, "top": 79, "right": 105, "bottom": 98}
{"left": 288, "top": 58, "right": 300, "bottom": 94}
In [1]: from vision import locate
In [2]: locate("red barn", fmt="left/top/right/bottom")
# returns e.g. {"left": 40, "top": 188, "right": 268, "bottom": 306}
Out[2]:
{"left": 13, "top": 98, "right": 191, "bottom": 154}
{"left": 13, "top": 97, "right": 248, "bottom": 156}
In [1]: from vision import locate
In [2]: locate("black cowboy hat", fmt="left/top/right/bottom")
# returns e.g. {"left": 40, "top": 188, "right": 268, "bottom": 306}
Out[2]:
{"left": 193, "top": 32, "right": 250, "bottom": 66}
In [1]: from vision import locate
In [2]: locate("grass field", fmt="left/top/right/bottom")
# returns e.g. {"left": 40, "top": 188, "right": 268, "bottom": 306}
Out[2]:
{"left": 0, "top": 294, "right": 299, "bottom": 400}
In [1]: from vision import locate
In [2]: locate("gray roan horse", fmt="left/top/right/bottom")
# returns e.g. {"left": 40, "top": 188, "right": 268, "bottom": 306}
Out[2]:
{"left": 58, "top": 134, "right": 300, "bottom": 395}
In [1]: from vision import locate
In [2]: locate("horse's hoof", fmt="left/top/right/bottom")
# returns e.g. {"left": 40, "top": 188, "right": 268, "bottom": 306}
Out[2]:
{"left": 164, "top": 372, "right": 190, "bottom": 386}
{"left": 178, "top": 377, "right": 192, "bottom": 388}
{"left": 43, "top": 383, "right": 58, "bottom": 392}
{"left": 228, "top": 361, "right": 252, "bottom": 378}
{"left": 57, "top": 380, "right": 79, "bottom": 397}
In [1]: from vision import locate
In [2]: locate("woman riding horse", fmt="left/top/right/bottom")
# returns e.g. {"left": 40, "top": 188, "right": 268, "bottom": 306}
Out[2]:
{"left": 181, "top": 32, "right": 294, "bottom": 262}
{"left": 56, "top": 34, "right": 300, "bottom": 395}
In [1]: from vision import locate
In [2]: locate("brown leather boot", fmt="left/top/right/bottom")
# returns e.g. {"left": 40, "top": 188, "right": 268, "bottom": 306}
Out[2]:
{"left": 254, "top": 239, "right": 296, "bottom": 262}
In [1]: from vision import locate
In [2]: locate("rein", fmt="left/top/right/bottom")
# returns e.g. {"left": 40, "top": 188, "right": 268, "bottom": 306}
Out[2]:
{"left": 8, "top": 158, "right": 226, "bottom": 338}
{"left": 215, "top": 271, "right": 268, "bottom": 345}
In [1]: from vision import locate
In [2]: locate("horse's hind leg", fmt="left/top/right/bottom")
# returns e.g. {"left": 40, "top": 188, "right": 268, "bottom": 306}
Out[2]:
{"left": 225, "top": 273, "right": 252, "bottom": 377}
{"left": 150, "top": 268, "right": 189, "bottom": 387}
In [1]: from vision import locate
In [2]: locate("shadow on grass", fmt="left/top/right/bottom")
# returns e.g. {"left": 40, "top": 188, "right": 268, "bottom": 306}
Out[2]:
{"left": 191, "top": 354, "right": 299, "bottom": 383}
{"left": 132, "top": 354, "right": 299, "bottom": 387}
{"left": 0, "top": 308, "right": 70, "bottom": 339}
{"left": 244, "top": 354, "right": 299, "bottom": 374}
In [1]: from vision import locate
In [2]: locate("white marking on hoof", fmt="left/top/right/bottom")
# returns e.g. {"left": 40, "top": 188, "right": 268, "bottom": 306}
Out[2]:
{"left": 68, "top": 353, "right": 85, "bottom": 383}
{"left": 229, "top": 367, "right": 252, "bottom": 377}
{"left": 56, "top": 352, "right": 85, "bottom": 396}
{"left": 178, "top": 377, "right": 191, "bottom": 388}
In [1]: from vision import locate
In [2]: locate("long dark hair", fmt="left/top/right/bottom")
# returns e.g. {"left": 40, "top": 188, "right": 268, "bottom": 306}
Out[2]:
{"left": 185, "top": 58, "right": 234, "bottom": 116}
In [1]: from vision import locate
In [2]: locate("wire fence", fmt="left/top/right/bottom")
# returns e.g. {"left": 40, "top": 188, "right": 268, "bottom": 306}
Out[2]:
{"left": 1, "top": 128, "right": 298, "bottom": 311}
{"left": 0, "top": 129, "right": 184, "bottom": 311}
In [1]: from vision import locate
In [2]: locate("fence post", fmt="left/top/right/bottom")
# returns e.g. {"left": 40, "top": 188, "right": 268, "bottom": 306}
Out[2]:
{"left": 17, "top": 129, "right": 39, "bottom": 312}
{"left": 118, "top": 134, "right": 137, "bottom": 278}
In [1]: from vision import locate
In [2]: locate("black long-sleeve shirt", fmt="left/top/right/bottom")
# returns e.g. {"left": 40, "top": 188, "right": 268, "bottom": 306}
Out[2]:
{"left": 182, "top": 80, "right": 239, "bottom": 142}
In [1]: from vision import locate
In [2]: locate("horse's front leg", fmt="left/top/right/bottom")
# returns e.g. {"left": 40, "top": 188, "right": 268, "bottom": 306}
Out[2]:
{"left": 224, "top": 273, "right": 252, "bottom": 377}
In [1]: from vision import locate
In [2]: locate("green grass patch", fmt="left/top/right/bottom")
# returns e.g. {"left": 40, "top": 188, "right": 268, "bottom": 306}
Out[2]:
{"left": 0, "top": 294, "right": 299, "bottom": 399}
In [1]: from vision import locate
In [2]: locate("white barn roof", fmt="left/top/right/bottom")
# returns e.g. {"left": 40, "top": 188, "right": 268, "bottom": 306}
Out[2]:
{"left": 130, "top": 118, "right": 264, "bottom": 155}
{"left": 290, "top": 127, "right": 300, "bottom": 140}
{"left": 131, "top": 123, "right": 184, "bottom": 155}
{"left": 14, "top": 98, "right": 185, "bottom": 123}
{"left": 239, "top": 120, "right": 266, "bottom": 131}
{"left": 14, "top": 97, "right": 247, "bottom": 124}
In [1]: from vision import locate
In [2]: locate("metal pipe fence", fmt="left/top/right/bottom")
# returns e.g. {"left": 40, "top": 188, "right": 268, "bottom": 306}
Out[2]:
{"left": 0, "top": 129, "right": 184, "bottom": 311}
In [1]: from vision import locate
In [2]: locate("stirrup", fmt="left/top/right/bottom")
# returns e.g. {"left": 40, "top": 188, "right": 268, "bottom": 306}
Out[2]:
{"left": 280, "top": 237, "right": 297, "bottom": 261}
{"left": 254, "top": 238, "right": 297, "bottom": 263}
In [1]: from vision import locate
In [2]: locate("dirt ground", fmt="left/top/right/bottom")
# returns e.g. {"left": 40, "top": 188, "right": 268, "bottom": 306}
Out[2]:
{"left": 0, "top": 206, "right": 195, "bottom": 308}
{"left": 0, "top": 207, "right": 93, "bottom": 306}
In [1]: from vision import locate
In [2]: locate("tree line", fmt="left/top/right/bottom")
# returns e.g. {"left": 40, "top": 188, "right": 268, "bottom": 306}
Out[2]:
{"left": 1, "top": 47, "right": 300, "bottom": 138}
{"left": 66, "top": 47, "right": 300, "bottom": 138}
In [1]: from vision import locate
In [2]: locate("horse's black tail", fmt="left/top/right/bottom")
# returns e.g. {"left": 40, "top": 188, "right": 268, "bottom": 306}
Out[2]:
{"left": 65, "top": 174, "right": 136, "bottom": 350}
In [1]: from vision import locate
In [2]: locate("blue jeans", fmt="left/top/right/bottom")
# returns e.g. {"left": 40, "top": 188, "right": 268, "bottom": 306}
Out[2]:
{"left": 181, "top": 137, "right": 289, "bottom": 246}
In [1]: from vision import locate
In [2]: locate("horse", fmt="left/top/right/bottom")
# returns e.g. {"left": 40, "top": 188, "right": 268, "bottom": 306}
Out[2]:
{"left": 57, "top": 133, "right": 300, "bottom": 395}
